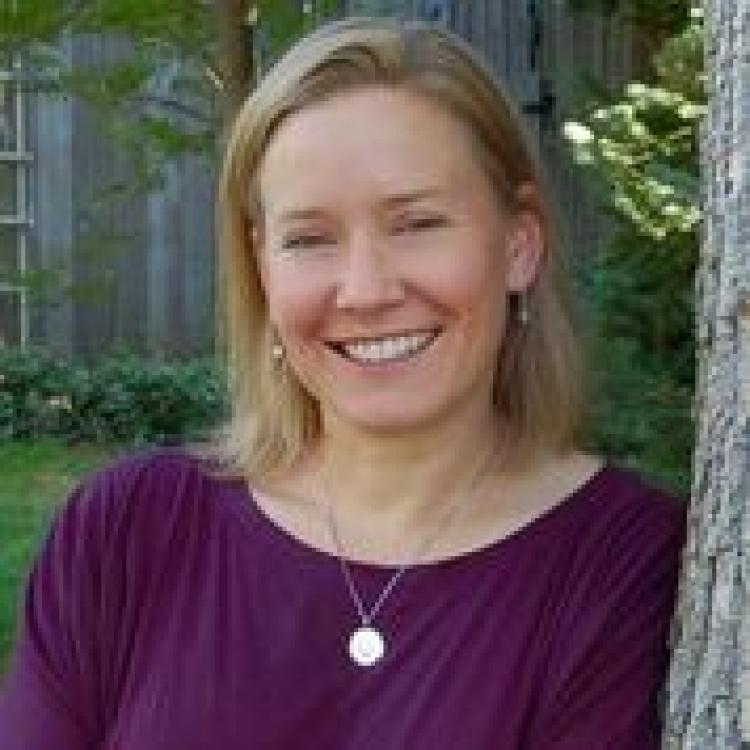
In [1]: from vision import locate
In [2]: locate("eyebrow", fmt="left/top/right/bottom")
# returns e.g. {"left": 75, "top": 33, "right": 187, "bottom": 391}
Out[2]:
{"left": 275, "top": 188, "right": 447, "bottom": 223}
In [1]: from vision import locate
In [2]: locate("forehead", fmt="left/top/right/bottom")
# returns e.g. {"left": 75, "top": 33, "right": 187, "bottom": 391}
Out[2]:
{"left": 257, "top": 87, "right": 493, "bottom": 218}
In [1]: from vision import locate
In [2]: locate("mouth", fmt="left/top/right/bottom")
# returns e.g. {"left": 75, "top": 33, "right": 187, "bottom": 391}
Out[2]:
{"left": 326, "top": 329, "right": 442, "bottom": 365}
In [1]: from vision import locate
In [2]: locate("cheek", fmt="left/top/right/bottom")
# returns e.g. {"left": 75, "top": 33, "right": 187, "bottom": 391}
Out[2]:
{"left": 415, "top": 241, "right": 505, "bottom": 316}
{"left": 264, "top": 266, "right": 328, "bottom": 340}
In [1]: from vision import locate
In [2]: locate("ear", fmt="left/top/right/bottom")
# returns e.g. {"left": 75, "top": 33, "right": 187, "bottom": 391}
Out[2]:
{"left": 505, "top": 185, "right": 545, "bottom": 293}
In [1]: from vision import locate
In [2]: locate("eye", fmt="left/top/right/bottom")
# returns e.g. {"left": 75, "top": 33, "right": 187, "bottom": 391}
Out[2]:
{"left": 281, "top": 233, "right": 334, "bottom": 250}
{"left": 393, "top": 215, "right": 448, "bottom": 234}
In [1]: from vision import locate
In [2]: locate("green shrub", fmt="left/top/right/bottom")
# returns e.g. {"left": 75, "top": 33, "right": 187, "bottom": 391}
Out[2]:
{"left": 580, "top": 332, "right": 693, "bottom": 496}
{"left": 561, "top": 4, "right": 701, "bottom": 497}
{"left": 0, "top": 347, "right": 226, "bottom": 446}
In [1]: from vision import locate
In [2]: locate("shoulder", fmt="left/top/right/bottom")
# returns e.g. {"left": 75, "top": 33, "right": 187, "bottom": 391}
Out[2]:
{"left": 50, "top": 447, "right": 238, "bottom": 557}
{"left": 554, "top": 458, "right": 688, "bottom": 616}
{"left": 10, "top": 448, "right": 240, "bottom": 734}
{"left": 552, "top": 450, "right": 685, "bottom": 534}
{"left": 31, "top": 448, "right": 246, "bottom": 632}
{"left": 82, "top": 445, "right": 215, "bottom": 488}
{"left": 75, "top": 445, "right": 227, "bottom": 503}
{"left": 593, "top": 460, "right": 687, "bottom": 550}
{"left": 531, "top": 451, "right": 686, "bottom": 547}
{"left": 523, "top": 452, "right": 688, "bottom": 610}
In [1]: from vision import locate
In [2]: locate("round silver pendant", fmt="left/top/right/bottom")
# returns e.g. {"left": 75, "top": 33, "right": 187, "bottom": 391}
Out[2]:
{"left": 348, "top": 626, "right": 386, "bottom": 667}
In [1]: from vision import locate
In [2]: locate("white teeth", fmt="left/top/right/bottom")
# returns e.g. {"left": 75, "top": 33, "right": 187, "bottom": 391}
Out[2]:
{"left": 340, "top": 331, "right": 437, "bottom": 363}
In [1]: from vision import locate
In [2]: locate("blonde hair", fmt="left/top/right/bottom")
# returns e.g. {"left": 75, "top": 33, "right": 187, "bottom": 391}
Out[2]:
{"left": 198, "top": 16, "right": 589, "bottom": 480}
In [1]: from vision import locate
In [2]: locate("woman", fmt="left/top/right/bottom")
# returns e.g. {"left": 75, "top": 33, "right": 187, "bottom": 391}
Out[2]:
{"left": 0, "top": 16, "right": 686, "bottom": 749}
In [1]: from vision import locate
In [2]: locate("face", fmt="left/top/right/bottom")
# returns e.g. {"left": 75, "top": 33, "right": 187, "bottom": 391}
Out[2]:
{"left": 256, "top": 86, "right": 542, "bottom": 437}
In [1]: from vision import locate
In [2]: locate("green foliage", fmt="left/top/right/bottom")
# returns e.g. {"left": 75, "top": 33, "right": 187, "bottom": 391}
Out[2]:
{"left": 563, "top": 83, "right": 704, "bottom": 241}
{"left": 73, "top": 0, "right": 211, "bottom": 50}
{"left": 2, "top": 0, "right": 344, "bottom": 158}
{"left": 564, "top": 3, "right": 703, "bottom": 494}
{"left": 0, "top": 347, "right": 226, "bottom": 446}
{"left": 565, "top": 0, "right": 690, "bottom": 36}
{"left": 580, "top": 305, "right": 694, "bottom": 497}
{"left": 562, "top": 3, "right": 704, "bottom": 242}
{"left": 2, "top": 0, "right": 213, "bottom": 64}
{"left": 254, "top": 0, "right": 343, "bottom": 70}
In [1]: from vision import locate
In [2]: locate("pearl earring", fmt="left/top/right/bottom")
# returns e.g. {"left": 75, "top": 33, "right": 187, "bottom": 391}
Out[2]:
{"left": 271, "top": 331, "right": 286, "bottom": 364}
{"left": 518, "top": 292, "right": 530, "bottom": 326}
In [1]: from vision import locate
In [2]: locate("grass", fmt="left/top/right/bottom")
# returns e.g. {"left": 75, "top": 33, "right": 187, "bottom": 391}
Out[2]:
{"left": 0, "top": 440, "right": 114, "bottom": 674}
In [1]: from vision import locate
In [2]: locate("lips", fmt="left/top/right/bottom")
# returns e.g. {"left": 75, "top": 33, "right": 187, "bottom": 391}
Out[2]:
{"left": 326, "top": 329, "right": 441, "bottom": 364}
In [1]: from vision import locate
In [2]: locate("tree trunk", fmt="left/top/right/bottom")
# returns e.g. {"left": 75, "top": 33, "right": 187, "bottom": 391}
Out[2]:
{"left": 214, "top": 0, "right": 256, "bottom": 123}
{"left": 662, "top": 2, "right": 749, "bottom": 748}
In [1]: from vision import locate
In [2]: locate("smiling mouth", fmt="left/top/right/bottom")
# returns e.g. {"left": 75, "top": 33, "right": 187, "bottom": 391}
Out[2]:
{"left": 326, "top": 329, "right": 441, "bottom": 364}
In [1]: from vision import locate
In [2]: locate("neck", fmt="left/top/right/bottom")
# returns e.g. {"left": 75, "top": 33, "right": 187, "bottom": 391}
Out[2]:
{"left": 310, "top": 401, "right": 512, "bottom": 541}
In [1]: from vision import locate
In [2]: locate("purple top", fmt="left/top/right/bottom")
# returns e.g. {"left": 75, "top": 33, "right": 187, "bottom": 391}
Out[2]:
{"left": 0, "top": 449, "right": 686, "bottom": 749}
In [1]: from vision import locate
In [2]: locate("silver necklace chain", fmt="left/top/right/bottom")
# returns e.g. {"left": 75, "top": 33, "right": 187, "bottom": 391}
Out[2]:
{"left": 325, "top": 482, "right": 468, "bottom": 625}
{"left": 319, "top": 443, "right": 502, "bottom": 666}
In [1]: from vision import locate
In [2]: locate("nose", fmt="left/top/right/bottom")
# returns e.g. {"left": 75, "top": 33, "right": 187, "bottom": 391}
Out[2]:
{"left": 335, "top": 230, "right": 405, "bottom": 311}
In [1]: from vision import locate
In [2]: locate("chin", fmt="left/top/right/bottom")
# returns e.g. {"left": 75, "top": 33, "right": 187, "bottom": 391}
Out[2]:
{"left": 328, "top": 399, "right": 451, "bottom": 436}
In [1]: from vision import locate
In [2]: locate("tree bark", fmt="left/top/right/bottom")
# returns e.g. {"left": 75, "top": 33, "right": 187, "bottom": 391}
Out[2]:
{"left": 662, "top": 2, "right": 749, "bottom": 748}
{"left": 214, "top": 0, "right": 256, "bottom": 123}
